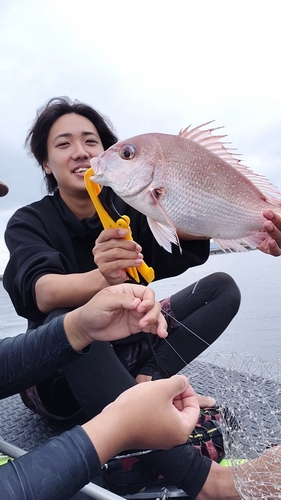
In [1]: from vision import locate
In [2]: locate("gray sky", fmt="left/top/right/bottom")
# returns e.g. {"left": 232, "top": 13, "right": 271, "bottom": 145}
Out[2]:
{"left": 0, "top": 0, "right": 281, "bottom": 273}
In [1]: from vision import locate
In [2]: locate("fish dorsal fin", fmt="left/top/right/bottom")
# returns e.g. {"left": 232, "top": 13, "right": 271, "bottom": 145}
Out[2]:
{"left": 179, "top": 122, "right": 281, "bottom": 204}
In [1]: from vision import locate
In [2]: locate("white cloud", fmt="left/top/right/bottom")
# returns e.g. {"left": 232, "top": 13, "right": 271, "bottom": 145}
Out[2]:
{"left": 0, "top": 0, "right": 280, "bottom": 272}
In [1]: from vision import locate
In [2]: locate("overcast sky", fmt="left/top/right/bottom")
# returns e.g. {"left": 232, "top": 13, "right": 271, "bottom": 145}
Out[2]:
{"left": 0, "top": 0, "right": 280, "bottom": 273}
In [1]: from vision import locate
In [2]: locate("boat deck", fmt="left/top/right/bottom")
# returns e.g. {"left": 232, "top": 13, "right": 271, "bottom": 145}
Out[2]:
{"left": 1, "top": 357, "right": 281, "bottom": 499}
{"left": 0, "top": 360, "right": 224, "bottom": 451}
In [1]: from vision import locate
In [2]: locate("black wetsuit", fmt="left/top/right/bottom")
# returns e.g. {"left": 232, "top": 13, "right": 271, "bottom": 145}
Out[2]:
{"left": 0, "top": 316, "right": 101, "bottom": 500}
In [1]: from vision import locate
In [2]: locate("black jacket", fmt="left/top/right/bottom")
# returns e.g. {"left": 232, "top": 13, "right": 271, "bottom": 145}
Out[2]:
{"left": 4, "top": 189, "right": 209, "bottom": 327}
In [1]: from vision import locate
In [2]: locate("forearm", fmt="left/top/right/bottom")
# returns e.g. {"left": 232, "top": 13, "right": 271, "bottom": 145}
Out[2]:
{"left": 195, "top": 462, "right": 239, "bottom": 500}
{"left": 0, "top": 426, "right": 100, "bottom": 500}
{"left": 82, "top": 409, "right": 129, "bottom": 465}
{"left": 35, "top": 270, "right": 109, "bottom": 313}
{"left": 0, "top": 316, "right": 80, "bottom": 399}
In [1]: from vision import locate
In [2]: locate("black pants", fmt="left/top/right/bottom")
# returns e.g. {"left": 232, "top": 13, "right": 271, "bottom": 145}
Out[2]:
{"left": 36, "top": 271, "right": 240, "bottom": 418}
{"left": 35, "top": 272, "right": 241, "bottom": 498}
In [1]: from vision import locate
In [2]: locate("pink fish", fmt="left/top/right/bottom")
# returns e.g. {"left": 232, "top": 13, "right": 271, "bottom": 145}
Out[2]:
{"left": 90, "top": 122, "right": 281, "bottom": 252}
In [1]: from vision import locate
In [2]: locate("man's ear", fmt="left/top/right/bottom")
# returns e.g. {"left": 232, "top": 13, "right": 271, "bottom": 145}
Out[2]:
{"left": 43, "top": 161, "right": 52, "bottom": 175}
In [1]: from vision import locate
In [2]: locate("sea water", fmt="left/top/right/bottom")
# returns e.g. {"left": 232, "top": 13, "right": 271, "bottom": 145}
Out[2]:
{"left": 0, "top": 249, "right": 280, "bottom": 361}
{"left": 149, "top": 249, "right": 281, "bottom": 361}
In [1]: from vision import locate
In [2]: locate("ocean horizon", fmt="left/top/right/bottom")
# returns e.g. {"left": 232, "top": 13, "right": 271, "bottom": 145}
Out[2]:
{"left": 1, "top": 249, "right": 281, "bottom": 363}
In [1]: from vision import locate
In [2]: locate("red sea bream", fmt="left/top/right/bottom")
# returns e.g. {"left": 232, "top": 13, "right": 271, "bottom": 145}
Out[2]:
{"left": 90, "top": 122, "right": 281, "bottom": 252}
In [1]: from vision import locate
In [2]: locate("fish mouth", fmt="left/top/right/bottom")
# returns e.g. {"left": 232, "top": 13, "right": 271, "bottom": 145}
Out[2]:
{"left": 90, "top": 156, "right": 101, "bottom": 171}
{"left": 89, "top": 156, "right": 127, "bottom": 192}
{"left": 90, "top": 157, "right": 110, "bottom": 185}
{"left": 90, "top": 156, "right": 152, "bottom": 196}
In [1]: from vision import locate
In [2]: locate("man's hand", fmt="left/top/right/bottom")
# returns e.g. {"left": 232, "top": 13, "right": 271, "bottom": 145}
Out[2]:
{"left": 82, "top": 374, "right": 199, "bottom": 464}
{"left": 196, "top": 394, "right": 216, "bottom": 408}
{"left": 64, "top": 283, "right": 167, "bottom": 351}
{"left": 258, "top": 210, "right": 281, "bottom": 256}
{"left": 93, "top": 228, "right": 144, "bottom": 284}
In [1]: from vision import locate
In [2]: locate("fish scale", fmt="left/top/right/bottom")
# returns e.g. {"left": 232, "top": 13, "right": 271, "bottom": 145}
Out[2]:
{"left": 90, "top": 123, "right": 281, "bottom": 253}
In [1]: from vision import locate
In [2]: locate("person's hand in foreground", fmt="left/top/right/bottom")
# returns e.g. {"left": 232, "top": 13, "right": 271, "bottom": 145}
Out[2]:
{"left": 64, "top": 283, "right": 167, "bottom": 351}
{"left": 258, "top": 210, "right": 281, "bottom": 256}
{"left": 82, "top": 374, "right": 199, "bottom": 465}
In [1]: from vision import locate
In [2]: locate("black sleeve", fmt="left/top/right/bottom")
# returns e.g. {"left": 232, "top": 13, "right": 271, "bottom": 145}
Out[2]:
{"left": 0, "top": 426, "right": 101, "bottom": 500}
{"left": 0, "top": 315, "right": 81, "bottom": 399}
{"left": 3, "top": 200, "right": 78, "bottom": 324}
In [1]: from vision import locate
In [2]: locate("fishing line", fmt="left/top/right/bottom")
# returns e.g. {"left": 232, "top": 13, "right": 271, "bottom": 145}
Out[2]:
{"left": 161, "top": 308, "right": 211, "bottom": 346}
{"left": 162, "top": 337, "right": 188, "bottom": 365}
{"left": 160, "top": 308, "right": 211, "bottom": 366}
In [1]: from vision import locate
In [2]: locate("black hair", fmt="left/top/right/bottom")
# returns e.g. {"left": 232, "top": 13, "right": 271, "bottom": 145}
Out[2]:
{"left": 25, "top": 96, "right": 118, "bottom": 193}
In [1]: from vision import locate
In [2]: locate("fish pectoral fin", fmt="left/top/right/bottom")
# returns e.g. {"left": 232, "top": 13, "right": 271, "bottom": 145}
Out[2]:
{"left": 148, "top": 188, "right": 182, "bottom": 253}
{"left": 147, "top": 217, "right": 181, "bottom": 253}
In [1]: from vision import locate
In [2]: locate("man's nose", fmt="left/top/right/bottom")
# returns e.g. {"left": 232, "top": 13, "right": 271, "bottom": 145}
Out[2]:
{"left": 72, "top": 143, "right": 90, "bottom": 159}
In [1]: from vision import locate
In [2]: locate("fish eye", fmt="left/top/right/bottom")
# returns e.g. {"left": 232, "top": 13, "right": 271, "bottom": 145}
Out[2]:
{"left": 120, "top": 144, "right": 135, "bottom": 160}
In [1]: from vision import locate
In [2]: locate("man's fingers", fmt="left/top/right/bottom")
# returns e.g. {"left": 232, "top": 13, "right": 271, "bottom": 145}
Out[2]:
{"left": 96, "top": 228, "right": 128, "bottom": 243}
{"left": 196, "top": 394, "right": 216, "bottom": 408}
{"left": 172, "top": 375, "right": 199, "bottom": 404}
{"left": 108, "top": 285, "right": 158, "bottom": 316}
{"left": 168, "top": 374, "right": 195, "bottom": 401}
{"left": 117, "top": 295, "right": 142, "bottom": 311}
{"left": 263, "top": 210, "right": 281, "bottom": 230}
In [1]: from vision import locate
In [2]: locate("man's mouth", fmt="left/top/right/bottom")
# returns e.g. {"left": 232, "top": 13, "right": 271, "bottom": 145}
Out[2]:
{"left": 73, "top": 167, "right": 90, "bottom": 174}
